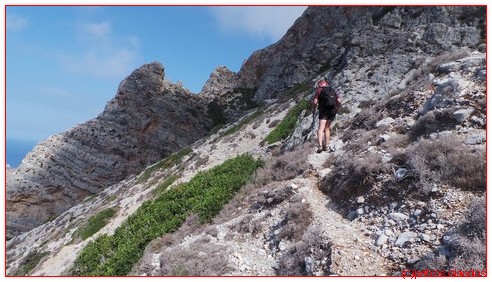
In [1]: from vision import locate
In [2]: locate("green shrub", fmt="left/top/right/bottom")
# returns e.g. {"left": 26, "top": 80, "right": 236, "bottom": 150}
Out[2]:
{"left": 10, "top": 250, "right": 51, "bottom": 276}
{"left": 75, "top": 208, "right": 117, "bottom": 240}
{"left": 139, "top": 146, "right": 193, "bottom": 183}
{"left": 262, "top": 99, "right": 310, "bottom": 145}
{"left": 224, "top": 110, "right": 264, "bottom": 136}
{"left": 286, "top": 82, "right": 312, "bottom": 98}
{"left": 152, "top": 174, "right": 179, "bottom": 196}
{"left": 71, "top": 154, "right": 263, "bottom": 276}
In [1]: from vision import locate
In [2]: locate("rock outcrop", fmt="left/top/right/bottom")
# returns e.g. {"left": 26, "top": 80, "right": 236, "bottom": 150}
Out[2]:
{"left": 200, "top": 65, "right": 239, "bottom": 97}
{"left": 234, "top": 6, "right": 485, "bottom": 103}
{"left": 6, "top": 62, "right": 213, "bottom": 239}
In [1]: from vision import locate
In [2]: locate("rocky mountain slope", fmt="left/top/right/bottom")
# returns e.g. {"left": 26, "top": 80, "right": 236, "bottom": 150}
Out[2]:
{"left": 6, "top": 62, "right": 216, "bottom": 239}
{"left": 6, "top": 6, "right": 486, "bottom": 276}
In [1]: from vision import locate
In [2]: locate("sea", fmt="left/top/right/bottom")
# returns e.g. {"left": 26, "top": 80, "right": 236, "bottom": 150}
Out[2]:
{"left": 6, "top": 138, "right": 38, "bottom": 168}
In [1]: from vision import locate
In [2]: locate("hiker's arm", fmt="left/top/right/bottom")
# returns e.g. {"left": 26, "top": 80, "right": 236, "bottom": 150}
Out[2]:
{"left": 336, "top": 96, "right": 342, "bottom": 108}
{"left": 312, "top": 97, "right": 318, "bottom": 113}
{"left": 312, "top": 89, "right": 320, "bottom": 113}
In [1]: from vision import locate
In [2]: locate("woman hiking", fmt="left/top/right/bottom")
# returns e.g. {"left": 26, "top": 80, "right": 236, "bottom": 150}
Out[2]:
{"left": 312, "top": 79, "right": 341, "bottom": 153}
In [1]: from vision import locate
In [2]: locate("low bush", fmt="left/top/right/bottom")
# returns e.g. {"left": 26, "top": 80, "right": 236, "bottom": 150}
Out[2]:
{"left": 139, "top": 146, "right": 193, "bottom": 183}
{"left": 254, "top": 142, "right": 310, "bottom": 186}
{"left": 159, "top": 239, "right": 230, "bottom": 276}
{"left": 71, "top": 154, "right": 263, "bottom": 276}
{"left": 321, "top": 152, "right": 390, "bottom": 209}
{"left": 214, "top": 142, "right": 311, "bottom": 225}
{"left": 278, "top": 201, "right": 313, "bottom": 241}
{"left": 248, "top": 183, "right": 294, "bottom": 212}
{"left": 74, "top": 207, "right": 117, "bottom": 241}
{"left": 425, "top": 50, "right": 470, "bottom": 73}
{"left": 409, "top": 109, "right": 459, "bottom": 141}
{"left": 406, "top": 134, "right": 485, "bottom": 192}
{"left": 276, "top": 226, "right": 332, "bottom": 276}
{"left": 9, "top": 250, "right": 51, "bottom": 276}
{"left": 415, "top": 196, "right": 485, "bottom": 271}
{"left": 262, "top": 99, "right": 310, "bottom": 145}
{"left": 326, "top": 132, "right": 484, "bottom": 210}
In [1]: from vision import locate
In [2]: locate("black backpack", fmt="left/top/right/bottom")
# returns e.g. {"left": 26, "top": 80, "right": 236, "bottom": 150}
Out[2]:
{"left": 319, "top": 86, "right": 337, "bottom": 108}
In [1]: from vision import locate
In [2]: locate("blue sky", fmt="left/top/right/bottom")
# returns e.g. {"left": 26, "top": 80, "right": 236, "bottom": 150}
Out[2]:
{"left": 5, "top": 5, "right": 306, "bottom": 165}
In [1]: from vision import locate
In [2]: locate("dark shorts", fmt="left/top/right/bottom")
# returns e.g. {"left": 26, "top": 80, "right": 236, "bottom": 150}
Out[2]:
{"left": 319, "top": 106, "right": 337, "bottom": 121}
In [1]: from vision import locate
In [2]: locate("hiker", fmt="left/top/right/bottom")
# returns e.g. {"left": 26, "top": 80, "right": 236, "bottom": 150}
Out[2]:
{"left": 312, "top": 79, "right": 341, "bottom": 153}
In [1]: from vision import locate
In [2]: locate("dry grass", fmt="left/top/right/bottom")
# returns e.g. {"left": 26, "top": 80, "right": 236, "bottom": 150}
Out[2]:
{"left": 409, "top": 109, "right": 460, "bottom": 141}
{"left": 277, "top": 202, "right": 313, "bottom": 242}
{"left": 254, "top": 144, "right": 310, "bottom": 185}
{"left": 276, "top": 226, "right": 332, "bottom": 276}
{"left": 158, "top": 239, "right": 230, "bottom": 276}
{"left": 415, "top": 196, "right": 485, "bottom": 271}
{"left": 325, "top": 130, "right": 485, "bottom": 212}
{"left": 321, "top": 152, "right": 390, "bottom": 209}
{"left": 406, "top": 134, "right": 485, "bottom": 192}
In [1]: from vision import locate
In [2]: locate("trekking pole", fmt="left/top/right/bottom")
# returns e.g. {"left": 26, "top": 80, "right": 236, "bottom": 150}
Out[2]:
{"left": 309, "top": 110, "right": 317, "bottom": 135}
{"left": 302, "top": 110, "right": 317, "bottom": 142}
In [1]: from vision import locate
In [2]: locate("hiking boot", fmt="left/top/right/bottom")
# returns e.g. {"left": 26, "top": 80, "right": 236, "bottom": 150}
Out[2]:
{"left": 316, "top": 145, "right": 323, "bottom": 153}
{"left": 322, "top": 145, "right": 327, "bottom": 151}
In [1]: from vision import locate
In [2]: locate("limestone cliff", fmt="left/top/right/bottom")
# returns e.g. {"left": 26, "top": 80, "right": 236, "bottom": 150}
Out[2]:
{"left": 6, "top": 62, "right": 213, "bottom": 239}
{"left": 235, "top": 6, "right": 485, "bottom": 102}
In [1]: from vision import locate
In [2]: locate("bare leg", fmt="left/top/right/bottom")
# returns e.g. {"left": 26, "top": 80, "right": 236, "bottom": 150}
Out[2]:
{"left": 318, "top": 119, "right": 327, "bottom": 147}
{"left": 324, "top": 120, "right": 332, "bottom": 149}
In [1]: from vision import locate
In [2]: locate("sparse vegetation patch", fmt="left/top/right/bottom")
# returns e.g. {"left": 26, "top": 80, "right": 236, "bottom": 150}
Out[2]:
{"left": 152, "top": 174, "right": 178, "bottom": 196}
{"left": 139, "top": 146, "right": 193, "bottom": 183}
{"left": 158, "top": 239, "right": 231, "bottom": 276}
{"left": 10, "top": 250, "right": 51, "bottom": 276}
{"left": 276, "top": 226, "right": 332, "bottom": 276}
{"left": 322, "top": 131, "right": 485, "bottom": 212}
{"left": 71, "top": 154, "right": 263, "bottom": 276}
{"left": 224, "top": 110, "right": 264, "bottom": 136}
{"left": 262, "top": 99, "right": 310, "bottom": 145}
{"left": 414, "top": 196, "right": 485, "bottom": 271}
{"left": 74, "top": 207, "right": 117, "bottom": 241}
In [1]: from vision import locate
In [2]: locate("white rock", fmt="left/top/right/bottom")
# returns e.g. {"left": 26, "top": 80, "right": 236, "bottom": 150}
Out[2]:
{"left": 395, "top": 231, "right": 418, "bottom": 247}
{"left": 376, "top": 117, "right": 395, "bottom": 127}
{"left": 388, "top": 212, "right": 409, "bottom": 223}
{"left": 375, "top": 234, "right": 388, "bottom": 246}
{"left": 356, "top": 196, "right": 365, "bottom": 204}
{"left": 453, "top": 108, "right": 475, "bottom": 123}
